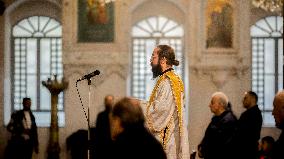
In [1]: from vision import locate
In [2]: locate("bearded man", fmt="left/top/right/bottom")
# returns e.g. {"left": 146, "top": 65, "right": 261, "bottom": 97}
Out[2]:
{"left": 141, "top": 45, "right": 189, "bottom": 159}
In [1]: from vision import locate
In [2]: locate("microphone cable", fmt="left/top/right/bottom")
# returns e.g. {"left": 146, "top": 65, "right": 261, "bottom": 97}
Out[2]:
{"left": 75, "top": 81, "right": 88, "bottom": 122}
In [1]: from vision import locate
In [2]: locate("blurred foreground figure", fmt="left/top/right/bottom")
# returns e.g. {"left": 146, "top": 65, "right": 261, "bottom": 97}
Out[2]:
{"left": 110, "top": 97, "right": 167, "bottom": 159}
{"left": 272, "top": 90, "right": 284, "bottom": 159}
{"left": 93, "top": 95, "right": 114, "bottom": 159}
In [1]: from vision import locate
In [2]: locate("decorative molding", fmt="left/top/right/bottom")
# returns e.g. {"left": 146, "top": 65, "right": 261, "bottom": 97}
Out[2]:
{"left": 64, "top": 64, "right": 128, "bottom": 88}
{"left": 202, "top": 48, "right": 237, "bottom": 54}
{"left": 5, "top": 0, "right": 61, "bottom": 16}
{"left": 191, "top": 64, "right": 249, "bottom": 89}
{"left": 130, "top": 0, "right": 187, "bottom": 15}
{"left": 63, "top": 51, "right": 128, "bottom": 65}
{"left": 91, "top": 64, "right": 128, "bottom": 87}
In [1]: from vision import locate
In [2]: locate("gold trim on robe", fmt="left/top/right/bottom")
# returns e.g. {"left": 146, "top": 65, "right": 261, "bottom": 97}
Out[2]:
{"left": 146, "top": 70, "right": 184, "bottom": 149}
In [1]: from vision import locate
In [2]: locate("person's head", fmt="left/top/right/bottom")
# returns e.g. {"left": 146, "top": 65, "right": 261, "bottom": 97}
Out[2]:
{"left": 22, "top": 97, "right": 31, "bottom": 111}
{"left": 0, "top": 1, "right": 5, "bottom": 15}
{"left": 259, "top": 136, "right": 275, "bottom": 153}
{"left": 243, "top": 91, "right": 258, "bottom": 109}
{"left": 110, "top": 97, "right": 145, "bottom": 140}
{"left": 209, "top": 92, "right": 229, "bottom": 116}
{"left": 104, "top": 95, "right": 114, "bottom": 111}
{"left": 150, "top": 45, "right": 179, "bottom": 78}
{"left": 272, "top": 90, "right": 284, "bottom": 129}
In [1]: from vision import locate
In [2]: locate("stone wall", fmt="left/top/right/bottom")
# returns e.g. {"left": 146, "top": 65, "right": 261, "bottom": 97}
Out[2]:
{"left": 0, "top": 0, "right": 281, "bottom": 158}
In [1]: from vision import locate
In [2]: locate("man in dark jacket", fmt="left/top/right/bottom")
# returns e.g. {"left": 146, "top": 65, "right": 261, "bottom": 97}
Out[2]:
{"left": 272, "top": 90, "right": 284, "bottom": 159}
{"left": 237, "top": 91, "right": 263, "bottom": 159}
{"left": 198, "top": 92, "right": 238, "bottom": 159}
{"left": 109, "top": 97, "right": 166, "bottom": 159}
{"left": 5, "top": 97, "right": 39, "bottom": 159}
{"left": 93, "top": 95, "right": 114, "bottom": 159}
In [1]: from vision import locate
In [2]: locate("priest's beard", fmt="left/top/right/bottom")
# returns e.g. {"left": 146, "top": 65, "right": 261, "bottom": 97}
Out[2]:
{"left": 151, "top": 63, "right": 163, "bottom": 78}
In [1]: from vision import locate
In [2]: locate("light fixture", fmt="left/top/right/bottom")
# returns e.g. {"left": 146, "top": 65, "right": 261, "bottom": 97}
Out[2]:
{"left": 252, "top": 0, "right": 283, "bottom": 14}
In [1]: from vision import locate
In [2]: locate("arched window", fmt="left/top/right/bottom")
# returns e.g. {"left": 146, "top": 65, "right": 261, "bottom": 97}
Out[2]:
{"left": 131, "top": 16, "right": 184, "bottom": 100}
{"left": 251, "top": 16, "right": 283, "bottom": 126}
{"left": 11, "top": 16, "right": 64, "bottom": 127}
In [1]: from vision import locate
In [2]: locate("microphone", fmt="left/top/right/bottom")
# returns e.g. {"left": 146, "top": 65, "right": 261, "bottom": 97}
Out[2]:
{"left": 77, "top": 70, "right": 100, "bottom": 82}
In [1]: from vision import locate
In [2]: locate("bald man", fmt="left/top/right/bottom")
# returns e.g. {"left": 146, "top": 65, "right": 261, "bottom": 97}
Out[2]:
{"left": 272, "top": 90, "right": 284, "bottom": 159}
{"left": 198, "top": 92, "right": 238, "bottom": 159}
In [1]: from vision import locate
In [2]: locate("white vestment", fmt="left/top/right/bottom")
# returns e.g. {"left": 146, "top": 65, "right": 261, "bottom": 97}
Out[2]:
{"left": 141, "top": 74, "right": 190, "bottom": 159}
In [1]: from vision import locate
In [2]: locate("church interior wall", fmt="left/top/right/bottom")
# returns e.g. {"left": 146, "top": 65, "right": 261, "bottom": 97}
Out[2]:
{"left": 0, "top": 0, "right": 282, "bottom": 158}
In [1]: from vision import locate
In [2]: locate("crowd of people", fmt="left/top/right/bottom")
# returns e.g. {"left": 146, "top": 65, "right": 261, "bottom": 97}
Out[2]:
{"left": 198, "top": 90, "right": 284, "bottom": 159}
{"left": 93, "top": 90, "right": 284, "bottom": 159}
{"left": 4, "top": 45, "right": 284, "bottom": 159}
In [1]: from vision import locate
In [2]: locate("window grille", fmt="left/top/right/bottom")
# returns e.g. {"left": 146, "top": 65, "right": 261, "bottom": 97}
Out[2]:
{"left": 251, "top": 16, "right": 283, "bottom": 126}
{"left": 131, "top": 16, "right": 184, "bottom": 100}
{"left": 11, "top": 16, "right": 64, "bottom": 127}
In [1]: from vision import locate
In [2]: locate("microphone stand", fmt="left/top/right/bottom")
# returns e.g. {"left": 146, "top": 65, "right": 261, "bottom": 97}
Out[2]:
{"left": 87, "top": 78, "right": 92, "bottom": 159}
{"left": 76, "top": 75, "right": 99, "bottom": 159}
